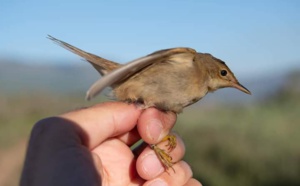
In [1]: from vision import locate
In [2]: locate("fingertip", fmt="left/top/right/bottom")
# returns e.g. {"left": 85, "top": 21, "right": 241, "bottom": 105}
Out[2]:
{"left": 136, "top": 149, "right": 164, "bottom": 180}
{"left": 137, "top": 108, "right": 177, "bottom": 145}
{"left": 144, "top": 161, "right": 194, "bottom": 186}
{"left": 136, "top": 134, "right": 186, "bottom": 180}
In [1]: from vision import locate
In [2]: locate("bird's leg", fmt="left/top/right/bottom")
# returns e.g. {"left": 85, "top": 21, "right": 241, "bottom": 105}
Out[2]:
{"left": 150, "top": 134, "right": 177, "bottom": 172}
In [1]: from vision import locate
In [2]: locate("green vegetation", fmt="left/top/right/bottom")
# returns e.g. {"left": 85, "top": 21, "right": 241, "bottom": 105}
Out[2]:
{"left": 176, "top": 95, "right": 300, "bottom": 186}
{"left": 1, "top": 85, "right": 299, "bottom": 185}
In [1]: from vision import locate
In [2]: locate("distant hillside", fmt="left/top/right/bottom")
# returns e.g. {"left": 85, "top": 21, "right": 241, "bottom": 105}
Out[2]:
{"left": 1, "top": 59, "right": 299, "bottom": 104}
{"left": 0, "top": 59, "right": 99, "bottom": 95}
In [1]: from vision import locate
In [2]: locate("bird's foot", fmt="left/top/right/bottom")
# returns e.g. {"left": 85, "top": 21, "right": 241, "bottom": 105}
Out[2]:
{"left": 162, "top": 134, "right": 177, "bottom": 152}
{"left": 150, "top": 134, "right": 177, "bottom": 172}
{"left": 151, "top": 144, "right": 175, "bottom": 172}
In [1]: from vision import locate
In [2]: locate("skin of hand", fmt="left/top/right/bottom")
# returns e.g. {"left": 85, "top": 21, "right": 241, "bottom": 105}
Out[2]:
{"left": 60, "top": 102, "right": 202, "bottom": 186}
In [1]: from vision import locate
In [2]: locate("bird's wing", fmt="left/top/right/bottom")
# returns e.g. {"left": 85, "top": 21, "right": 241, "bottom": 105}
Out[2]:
{"left": 86, "top": 47, "right": 197, "bottom": 100}
{"left": 48, "top": 35, "right": 119, "bottom": 75}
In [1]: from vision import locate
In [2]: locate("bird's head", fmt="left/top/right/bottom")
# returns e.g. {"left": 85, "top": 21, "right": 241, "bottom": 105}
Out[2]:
{"left": 199, "top": 53, "right": 251, "bottom": 95}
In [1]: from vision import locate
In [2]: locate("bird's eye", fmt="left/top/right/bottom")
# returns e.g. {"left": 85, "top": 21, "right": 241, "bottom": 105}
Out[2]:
{"left": 220, "top": 70, "right": 227, "bottom": 76}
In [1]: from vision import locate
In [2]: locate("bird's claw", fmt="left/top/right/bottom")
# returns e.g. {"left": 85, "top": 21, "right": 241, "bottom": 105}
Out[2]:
{"left": 151, "top": 144, "right": 175, "bottom": 172}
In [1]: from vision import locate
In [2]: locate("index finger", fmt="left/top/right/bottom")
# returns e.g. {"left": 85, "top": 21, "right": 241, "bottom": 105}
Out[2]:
{"left": 60, "top": 102, "right": 142, "bottom": 149}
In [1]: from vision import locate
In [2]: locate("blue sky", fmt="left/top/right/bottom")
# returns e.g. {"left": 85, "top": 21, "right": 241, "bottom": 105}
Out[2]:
{"left": 1, "top": 0, "right": 299, "bottom": 78}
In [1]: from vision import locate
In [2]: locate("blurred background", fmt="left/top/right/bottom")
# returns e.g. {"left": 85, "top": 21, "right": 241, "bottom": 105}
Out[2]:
{"left": 1, "top": 0, "right": 300, "bottom": 185}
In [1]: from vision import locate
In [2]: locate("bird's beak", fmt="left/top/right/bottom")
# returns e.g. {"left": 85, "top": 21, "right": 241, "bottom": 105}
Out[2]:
{"left": 231, "top": 82, "right": 251, "bottom": 95}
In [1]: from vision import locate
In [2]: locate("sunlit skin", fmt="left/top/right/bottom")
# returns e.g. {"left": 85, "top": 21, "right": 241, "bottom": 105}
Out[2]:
{"left": 60, "top": 102, "right": 202, "bottom": 185}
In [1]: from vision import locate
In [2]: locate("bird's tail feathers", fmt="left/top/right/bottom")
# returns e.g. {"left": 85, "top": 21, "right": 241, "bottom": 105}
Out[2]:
{"left": 48, "top": 35, "right": 120, "bottom": 75}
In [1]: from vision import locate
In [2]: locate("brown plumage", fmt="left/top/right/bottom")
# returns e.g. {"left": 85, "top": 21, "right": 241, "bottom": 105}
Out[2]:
{"left": 48, "top": 35, "right": 251, "bottom": 170}
{"left": 48, "top": 35, "right": 250, "bottom": 113}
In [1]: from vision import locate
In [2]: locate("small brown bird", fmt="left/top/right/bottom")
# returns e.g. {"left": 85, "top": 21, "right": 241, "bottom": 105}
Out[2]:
{"left": 48, "top": 35, "right": 251, "bottom": 170}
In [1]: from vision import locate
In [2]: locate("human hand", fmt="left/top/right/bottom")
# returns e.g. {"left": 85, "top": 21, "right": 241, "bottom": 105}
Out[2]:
{"left": 21, "top": 102, "right": 201, "bottom": 186}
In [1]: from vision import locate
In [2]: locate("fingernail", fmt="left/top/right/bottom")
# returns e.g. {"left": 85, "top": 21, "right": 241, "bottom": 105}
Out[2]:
{"left": 149, "top": 179, "right": 167, "bottom": 186}
{"left": 142, "top": 153, "right": 164, "bottom": 178}
{"left": 147, "top": 119, "right": 163, "bottom": 142}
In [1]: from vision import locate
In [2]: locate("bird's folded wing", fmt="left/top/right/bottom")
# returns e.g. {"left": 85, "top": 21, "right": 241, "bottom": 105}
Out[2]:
{"left": 86, "top": 47, "right": 197, "bottom": 100}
